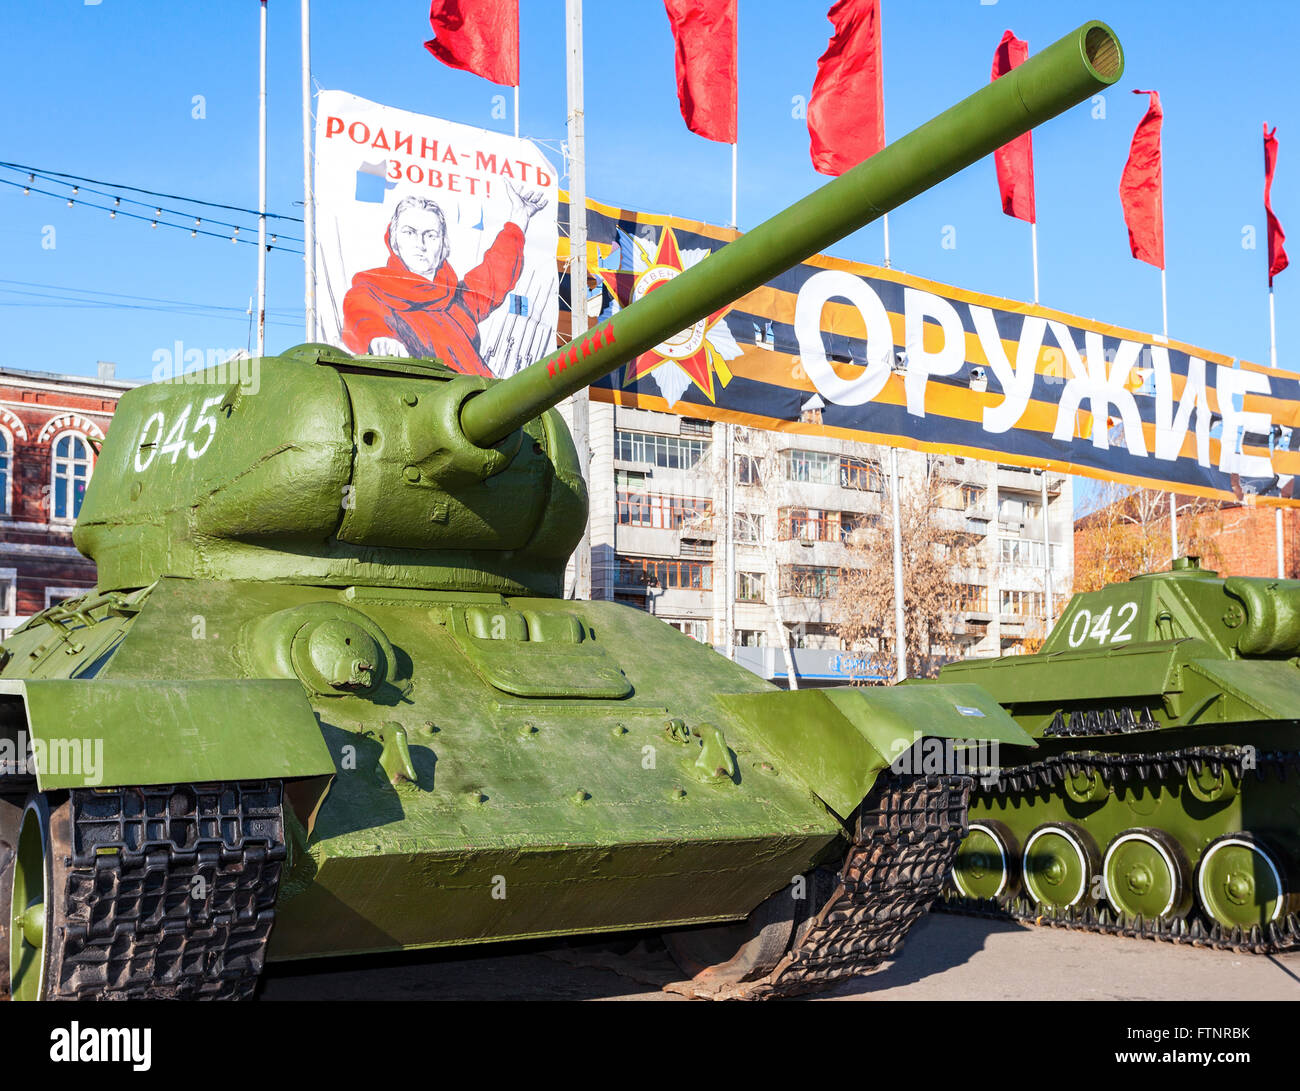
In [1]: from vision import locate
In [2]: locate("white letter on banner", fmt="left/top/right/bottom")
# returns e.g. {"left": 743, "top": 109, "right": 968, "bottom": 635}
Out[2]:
{"left": 903, "top": 288, "right": 965, "bottom": 416}
{"left": 795, "top": 270, "right": 893, "bottom": 406}
{"left": 1050, "top": 324, "right": 1147, "bottom": 456}
{"left": 1151, "top": 346, "right": 1211, "bottom": 465}
{"left": 971, "top": 306, "right": 1046, "bottom": 433}
{"left": 1215, "top": 365, "right": 1275, "bottom": 477}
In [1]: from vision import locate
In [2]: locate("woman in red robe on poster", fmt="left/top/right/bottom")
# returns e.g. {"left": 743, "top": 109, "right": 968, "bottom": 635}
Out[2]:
{"left": 342, "top": 183, "right": 547, "bottom": 375}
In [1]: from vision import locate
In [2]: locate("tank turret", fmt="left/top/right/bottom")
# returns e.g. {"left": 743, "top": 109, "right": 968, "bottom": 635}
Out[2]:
{"left": 74, "top": 21, "right": 1123, "bottom": 596}
{"left": 1, "top": 21, "right": 1123, "bottom": 1002}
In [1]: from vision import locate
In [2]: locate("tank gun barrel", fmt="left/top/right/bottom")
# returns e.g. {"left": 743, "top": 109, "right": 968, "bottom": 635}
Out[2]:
{"left": 459, "top": 20, "right": 1122, "bottom": 449}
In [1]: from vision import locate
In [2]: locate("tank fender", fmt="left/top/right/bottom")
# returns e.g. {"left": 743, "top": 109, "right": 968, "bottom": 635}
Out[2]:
{"left": 716, "top": 684, "right": 1033, "bottom": 821}
{"left": 0, "top": 678, "right": 336, "bottom": 793}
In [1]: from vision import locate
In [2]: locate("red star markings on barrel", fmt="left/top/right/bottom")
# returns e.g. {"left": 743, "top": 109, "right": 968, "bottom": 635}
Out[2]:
{"left": 546, "top": 324, "right": 617, "bottom": 378}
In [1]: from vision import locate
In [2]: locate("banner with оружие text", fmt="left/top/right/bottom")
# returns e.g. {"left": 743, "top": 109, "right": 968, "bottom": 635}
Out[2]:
{"left": 560, "top": 195, "right": 1300, "bottom": 507}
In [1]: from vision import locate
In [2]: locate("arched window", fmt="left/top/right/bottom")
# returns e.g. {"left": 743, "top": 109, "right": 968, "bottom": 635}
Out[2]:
{"left": 51, "top": 432, "right": 93, "bottom": 521}
{"left": 0, "top": 428, "right": 10, "bottom": 516}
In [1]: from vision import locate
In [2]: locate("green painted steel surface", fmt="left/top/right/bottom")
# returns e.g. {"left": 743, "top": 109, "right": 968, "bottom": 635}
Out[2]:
{"left": 0, "top": 679, "right": 334, "bottom": 790}
{"left": 939, "top": 560, "right": 1300, "bottom": 933}
{"left": 0, "top": 19, "right": 1127, "bottom": 974}
{"left": 73, "top": 351, "right": 588, "bottom": 596}
{"left": 461, "top": 21, "right": 1122, "bottom": 447}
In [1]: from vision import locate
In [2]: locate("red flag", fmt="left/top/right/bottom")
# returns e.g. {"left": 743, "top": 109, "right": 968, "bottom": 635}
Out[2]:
{"left": 663, "top": 0, "right": 737, "bottom": 143}
{"left": 1265, "top": 124, "right": 1290, "bottom": 286}
{"left": 424, "top": 0, "right": 519, "bottom": 87}
{"left": 807, "top": 0, "right": 883, "bottom": 176}
{"left": 1119, "top": 89, "right": 1165, "bottom": 269}
{"left": 991, "top": 30, "right": 1035, "bottom": 222}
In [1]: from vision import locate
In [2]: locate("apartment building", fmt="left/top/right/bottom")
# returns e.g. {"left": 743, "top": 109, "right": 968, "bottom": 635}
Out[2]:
{"left": 562, "top": 398, "right": 1073, "bottom": 681}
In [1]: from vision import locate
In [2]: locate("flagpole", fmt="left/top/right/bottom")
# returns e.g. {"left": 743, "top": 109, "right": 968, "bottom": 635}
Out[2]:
{"left": 514, "top": 84, "right": 519, "bottom": 139}
{"left": 731, "top": 142, "right": 737, "bottom": 228}
{"left": 1031, "top": 221, "right": 1040, "bottom": 304}
{"left": 889, "top": 447, "right": 906, "bottom": 681}
{"left": 1271, "top": 285, "right": 1285, "bottom": 577}
{"left": 257, "top": 0, "right": 268, "bottom": 358}
{"left": 879, "top": 5, "right": 889, "bottom": 268}
{"left": 565, "top": 0, "right": 592, "bottom": 599}
{"left": 301, "top": 0, "right": 315, "bottom": 342}
{"left": 1161, "top": 266, "right": 1177, "bottom": 560}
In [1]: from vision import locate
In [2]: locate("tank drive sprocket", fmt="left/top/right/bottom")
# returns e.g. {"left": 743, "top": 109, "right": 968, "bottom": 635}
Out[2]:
{"left": 8, "top": 781, "right": 285, "bottom": 1000}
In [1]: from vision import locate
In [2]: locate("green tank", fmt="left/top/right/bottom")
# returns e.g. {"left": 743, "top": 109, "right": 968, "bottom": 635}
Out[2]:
{"left": 939, "top": 557, "right": 1300, "bottom": 952}
{"left": 0, "top": 21, "right": 1121, "bottom": 1000}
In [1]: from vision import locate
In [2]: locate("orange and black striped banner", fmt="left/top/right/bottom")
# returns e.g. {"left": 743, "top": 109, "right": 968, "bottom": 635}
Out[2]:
{"left": 561, "top": 194, "right": 1300, "bottom": 507}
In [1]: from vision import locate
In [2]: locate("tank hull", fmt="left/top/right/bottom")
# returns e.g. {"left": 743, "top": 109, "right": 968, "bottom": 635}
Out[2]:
{"left": 938, "top": 565, "right": 1300, "bottom": 948}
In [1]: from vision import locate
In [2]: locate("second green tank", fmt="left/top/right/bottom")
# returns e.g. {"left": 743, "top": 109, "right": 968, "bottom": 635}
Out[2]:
{"left": 937, "top": 557, "right": 1300, "bottom": 951}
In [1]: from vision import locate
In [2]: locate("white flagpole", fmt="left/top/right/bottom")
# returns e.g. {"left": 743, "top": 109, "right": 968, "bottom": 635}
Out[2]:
{"left": 878, "top": 9, "right": 889, "bottom": 268}
{"left": 731, "top": 142, "right": 737, "bottom": 229}
{"left": 730, "top": 3, "right": 738, "bottom": 228}
{"left": 1161, "top": 267, "right": 1178, "bottom": 561}
{"left": 1271, "top": 285, "right": 1286, "bottom": 577}
{"left": 514, "top": 85, "right": 519, "bottom": 139}
{"left": 257, "top": 0, "right": 268, "bottom": 358}
{"left": 566, "top": 0, "right": 591, "bottom": 600}
{"left": 301, "top": 0, "right": 315, "bottom": 342}
{"left": 889, "top": 447, "right": 906, "bottom": 681}
{"left": 1031, "top": 221, "right": 1040, "bottom": 304}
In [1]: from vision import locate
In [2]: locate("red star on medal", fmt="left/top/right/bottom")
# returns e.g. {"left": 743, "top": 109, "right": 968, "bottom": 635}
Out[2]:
{"left": 597, "top": 227, "right": 735, "bottom": 402}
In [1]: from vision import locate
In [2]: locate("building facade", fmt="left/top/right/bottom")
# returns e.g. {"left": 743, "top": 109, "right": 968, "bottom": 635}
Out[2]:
{"left": 562, "top": 397, "right": 1074, "bottom": 682}
{"left": 0, "top": 364, "right": 132, "bottom": 635}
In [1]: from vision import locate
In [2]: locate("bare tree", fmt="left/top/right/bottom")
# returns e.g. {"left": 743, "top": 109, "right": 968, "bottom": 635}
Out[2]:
{"left": 1074, "top": 482, "right": 1226, "bottom": 591}
{"left": 836, "top": 457, "right": 973, "bottom": 680}
{"left": 719, "top": 427, "right": 802, "bottom": 688}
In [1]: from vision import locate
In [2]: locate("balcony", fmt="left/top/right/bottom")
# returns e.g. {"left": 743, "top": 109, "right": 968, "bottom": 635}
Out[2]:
{"left": 616, "top": 492, "right": 715, "bottom": 537}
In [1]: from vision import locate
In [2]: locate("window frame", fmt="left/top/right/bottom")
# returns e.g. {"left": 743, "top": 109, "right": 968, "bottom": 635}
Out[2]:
{"left": 49, "top": 430, "right": 94, "bottom": 523}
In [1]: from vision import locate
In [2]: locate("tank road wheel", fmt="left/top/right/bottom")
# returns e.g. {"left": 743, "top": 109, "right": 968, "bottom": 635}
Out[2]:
{"left": 6, "top": 782, "right": 286, "bottom": 1001}
{"left": 1022, "top": 823, "right": 1100, "bottom": 913}
{"left": 0, "top": 795, "right": 21, "bottom": 999}
{"left": 1103, "top": 829, "right": 1193, "bottom": 922}
{"left": 952, "top": 821, "right": 1020, "bottom": 903}
{"left": 1196, "top": 834, "right": 1288, "bottom": 932}
{"left": 9, "top": 795, "right": 55, "bottom": 1002}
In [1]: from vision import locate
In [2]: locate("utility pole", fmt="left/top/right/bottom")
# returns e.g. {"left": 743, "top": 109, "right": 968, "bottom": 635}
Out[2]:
{"left": 565, "top": 0, "right": 591, "bottom": 599}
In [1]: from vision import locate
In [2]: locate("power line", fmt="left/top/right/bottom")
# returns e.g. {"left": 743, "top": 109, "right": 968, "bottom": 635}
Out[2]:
{"left": 0, "top": 160, "right": 302, "bottom": 222}
{"left": 0, "top": 178, "right": 303, "bottom": 253}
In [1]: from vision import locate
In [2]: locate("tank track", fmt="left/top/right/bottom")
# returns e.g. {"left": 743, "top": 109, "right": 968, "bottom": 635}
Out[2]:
{"left": 678, "top": 772, "right": 972, "bottom": 999}
{"left": 941, "top": 745, "right": 1300, "bottom": 954}
{"left": 48, "top": 781, "right": 285, "bottom": 1000}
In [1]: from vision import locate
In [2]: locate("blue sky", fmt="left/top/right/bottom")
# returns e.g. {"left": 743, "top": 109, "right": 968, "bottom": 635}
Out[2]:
{"left": 2, "top": 2, "right": 1296, "bottom": 427}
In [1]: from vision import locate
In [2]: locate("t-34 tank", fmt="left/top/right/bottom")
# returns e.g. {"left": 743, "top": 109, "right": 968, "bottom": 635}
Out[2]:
{"left": 0, "top": 21, "right": 1121, "bottom": 1000}
{"left": 939, "top": 558, "right": 1300, "bottom": 952}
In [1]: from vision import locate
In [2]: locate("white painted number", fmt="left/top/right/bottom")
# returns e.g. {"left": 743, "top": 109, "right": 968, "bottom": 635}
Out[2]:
{"left": 159, "top": 404, "right": 193, "bottom": 464}
{"left": 1067, "top": 609, "right": 1092, "bottom": 648}
{"left": 134, "top": 398, "right": 223, "bottom": 471}
{"left": 188, "top": 396, "right": 224, "bottom": 459}
{"left": 1067, "top": 601, "right": 1138, "bottom": 648}
{"left": 1112, "top": 601, "right": 1138, "bottom": 643}
{"left": 133, "top": 411, "right": 165, "bottom": 472}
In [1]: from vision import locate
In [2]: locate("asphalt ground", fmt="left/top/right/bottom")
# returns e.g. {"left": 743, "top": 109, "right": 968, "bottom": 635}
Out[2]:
{"left": 257, "top": 909, "right": 1300, "bottom": 1002}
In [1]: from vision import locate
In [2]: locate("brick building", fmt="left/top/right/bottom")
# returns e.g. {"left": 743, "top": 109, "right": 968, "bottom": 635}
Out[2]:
{"left": 0, "top": 364, "right": 133, "bottom": 634}
{"left": 1190, "top": 504, "right": 1300, "bottom": 577}
{"left": 1073, "top": 494, "right": 1300, "bottom": 585}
